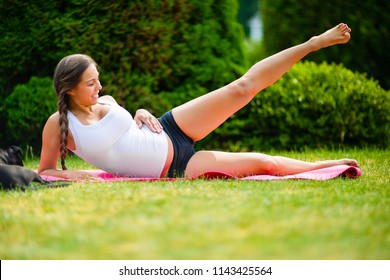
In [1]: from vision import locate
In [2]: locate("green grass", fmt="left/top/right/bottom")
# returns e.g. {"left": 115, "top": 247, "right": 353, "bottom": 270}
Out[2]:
{"left": 0, "top": 148, "right": 389, "bottom": 260}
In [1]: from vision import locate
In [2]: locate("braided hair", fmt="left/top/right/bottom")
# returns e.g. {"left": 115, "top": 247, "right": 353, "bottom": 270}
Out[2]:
{"left": 53, "top": 54, "right": 97, "bottom": 170}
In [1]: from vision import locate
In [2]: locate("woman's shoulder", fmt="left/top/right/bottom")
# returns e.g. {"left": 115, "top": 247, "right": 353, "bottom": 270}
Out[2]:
{"left": 47, "top": 111, "right": 60, "bottom": 122}
{"left": 44, "top": 112, "right": 63, "bottom": 129}
{"left": 42, "top": 111, "right": 61, "bottom": 134}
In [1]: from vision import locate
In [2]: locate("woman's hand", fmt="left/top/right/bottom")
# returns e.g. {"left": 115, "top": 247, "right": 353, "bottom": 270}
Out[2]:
{"left": 134, "top": 109, "right": 163, "bottom": 133}
{"left": 64, "top": 170, "right": 105, "bottom": 182}
{"left": 39, "top": 169, "right": 104, "bottom": 182}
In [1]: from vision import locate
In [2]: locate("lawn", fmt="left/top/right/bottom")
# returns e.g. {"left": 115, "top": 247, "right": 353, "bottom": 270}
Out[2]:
{"left": 0, "top": 148, "right": 389, "bottom": 260}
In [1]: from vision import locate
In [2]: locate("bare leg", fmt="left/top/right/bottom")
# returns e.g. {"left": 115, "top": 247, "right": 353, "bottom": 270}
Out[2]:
{"left": 185, "top": 151, "right": 358, "bottom": 178}
{"left": 172, "top": 23, "right": 351, "bottom": 141}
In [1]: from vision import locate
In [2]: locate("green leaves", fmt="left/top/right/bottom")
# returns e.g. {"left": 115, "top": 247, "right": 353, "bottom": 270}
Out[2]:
{"left": 3, "top": 77, "right": 57, "bottom": 150}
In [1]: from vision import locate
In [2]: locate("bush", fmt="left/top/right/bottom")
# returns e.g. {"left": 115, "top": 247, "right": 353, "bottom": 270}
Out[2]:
{"left": 260, "top": 0, "right": 390, "bottom": 89}
{"left": 198, "top": 61, "right": 390, "bottom": 151}
{"left": 3, "top": 77, "right": 57, "bottom": 151}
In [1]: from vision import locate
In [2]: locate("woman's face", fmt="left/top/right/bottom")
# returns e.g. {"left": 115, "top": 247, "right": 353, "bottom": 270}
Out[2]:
{"left": 69, "top": 64, "right": 102, "bottom": 105}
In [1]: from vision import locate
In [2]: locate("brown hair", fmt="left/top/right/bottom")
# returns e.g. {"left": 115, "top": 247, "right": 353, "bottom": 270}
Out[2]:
{"left": 53, "top": 54, "right": 98, "bottom": 170}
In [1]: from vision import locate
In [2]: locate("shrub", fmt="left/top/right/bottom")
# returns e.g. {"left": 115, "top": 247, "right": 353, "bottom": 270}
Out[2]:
{"left": 3, "top": 77, "right": 57, "bottom": 151}
{"left": 197, "top": 61, "right": 390, "bottom": 151}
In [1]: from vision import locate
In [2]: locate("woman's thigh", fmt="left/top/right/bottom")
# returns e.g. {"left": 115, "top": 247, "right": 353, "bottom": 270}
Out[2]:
{"left": 172, "top": 78, "right": 253, "bottom": 142}
{"left": 184, "top": 150, "right": 276, "bottom": 178}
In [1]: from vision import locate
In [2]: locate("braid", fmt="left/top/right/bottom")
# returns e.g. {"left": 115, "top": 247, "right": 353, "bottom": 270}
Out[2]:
{"left": 58, "top": 94, "right": 69, "bottom": 170}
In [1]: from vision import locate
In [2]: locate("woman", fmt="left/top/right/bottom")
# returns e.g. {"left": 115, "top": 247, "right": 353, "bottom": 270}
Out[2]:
{"left": 38, "top": 23, "right": 358, "bottom": 181}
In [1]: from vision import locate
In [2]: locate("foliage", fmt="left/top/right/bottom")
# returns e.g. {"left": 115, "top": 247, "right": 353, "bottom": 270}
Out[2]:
{"left": 198, "top": 62, "right": 390, "bottom": 151}
{"left": 260, "top": 0, "right": 390, "bottom": 89}
{"left": 2, "top": 77, "right": 57, "bottom": 150}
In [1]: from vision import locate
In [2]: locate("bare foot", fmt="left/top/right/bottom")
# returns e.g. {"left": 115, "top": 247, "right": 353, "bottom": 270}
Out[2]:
{"left": 309, "top": 23, "right": 351, "bottom": 51}
{"left": 317, "top": 158, "right": 359, "bottom": 168}
{"left": 338, "top": 159, "right": 359, "bottom": 167}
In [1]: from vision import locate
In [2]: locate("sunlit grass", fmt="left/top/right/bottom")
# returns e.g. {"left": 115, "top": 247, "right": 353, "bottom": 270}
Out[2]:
{"left": 1, "top": 148, "right": 389, "bottom": 260}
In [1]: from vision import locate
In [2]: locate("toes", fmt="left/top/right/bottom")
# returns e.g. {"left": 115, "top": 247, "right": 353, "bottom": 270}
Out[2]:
{"left": 349, "top": 160, "right": 359, "bottom": 167}
{"left": 338, "top": 23, "right": 351, "bottom": 33}
{"left": 337, "top": 23, "right": 346, "bottom": 30}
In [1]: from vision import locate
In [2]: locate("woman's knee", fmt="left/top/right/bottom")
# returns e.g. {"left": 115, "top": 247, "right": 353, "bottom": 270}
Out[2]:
{"left": 259, "top": 156, "right": 279, "bottom": 175}
{"left": 231, "top": 76, "right": 256, "bottom": 100}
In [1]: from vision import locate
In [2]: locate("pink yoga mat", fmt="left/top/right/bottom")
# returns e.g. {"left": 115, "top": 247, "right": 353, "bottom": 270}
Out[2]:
{"left": 40, "top": 165, "right": 361, "bottom": 182}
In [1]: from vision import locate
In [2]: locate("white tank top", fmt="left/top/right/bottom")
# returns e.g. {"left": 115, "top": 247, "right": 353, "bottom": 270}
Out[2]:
{"left": 67, "top": 103, "right": 168, "bottom": 177}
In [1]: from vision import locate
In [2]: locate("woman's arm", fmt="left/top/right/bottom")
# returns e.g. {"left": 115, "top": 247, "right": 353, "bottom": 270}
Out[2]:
{"left": 99, "top": 94, "right": 162, "bottom": 133}
{"left": 38, "top": 112, "right": 62, "bottom": 174}
{"left": 38, "top": 113, "right": 102, "bottom": 181}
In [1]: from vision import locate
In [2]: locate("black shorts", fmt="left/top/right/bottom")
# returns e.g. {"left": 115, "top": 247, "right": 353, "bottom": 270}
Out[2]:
{"left": 159, "top": 111, "right": 196, "bottom": 178}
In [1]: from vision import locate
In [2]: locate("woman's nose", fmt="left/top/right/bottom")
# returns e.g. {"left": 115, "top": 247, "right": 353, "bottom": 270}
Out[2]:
{"left": 97, "top": 80, "right": 102, "bottom": 90}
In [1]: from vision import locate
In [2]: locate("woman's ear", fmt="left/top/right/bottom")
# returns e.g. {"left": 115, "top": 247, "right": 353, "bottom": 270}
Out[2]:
{"left": 67, "top": 90, "right": 75, "bottom": 96}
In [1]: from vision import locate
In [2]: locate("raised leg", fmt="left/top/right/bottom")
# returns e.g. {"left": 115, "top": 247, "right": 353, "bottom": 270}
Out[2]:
{"left": 185, "top": 150, "right": 358, "bottom": 178}
{"left": 172, "top": 23, "right": 351, "bottom": 142}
